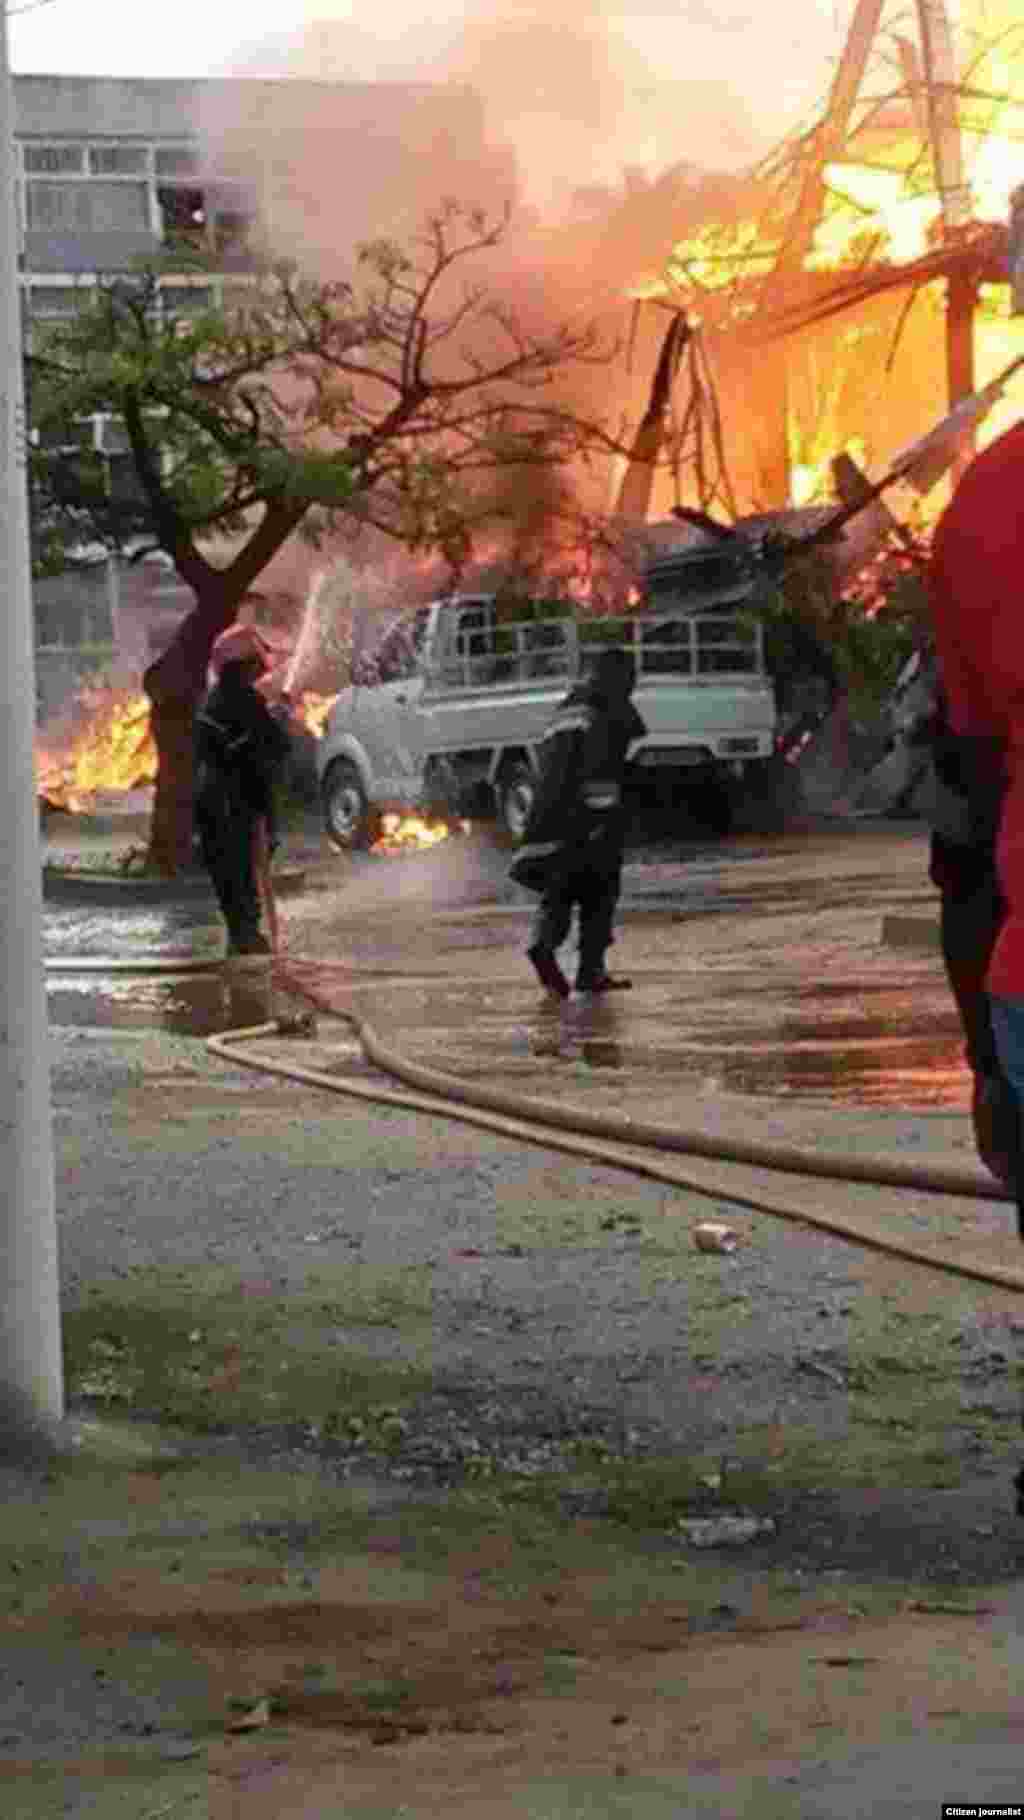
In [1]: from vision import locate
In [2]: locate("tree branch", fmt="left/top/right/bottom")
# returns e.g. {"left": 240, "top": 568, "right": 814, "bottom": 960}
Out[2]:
{"left": 120, "top": 389, "right": 212, "bottom": 593}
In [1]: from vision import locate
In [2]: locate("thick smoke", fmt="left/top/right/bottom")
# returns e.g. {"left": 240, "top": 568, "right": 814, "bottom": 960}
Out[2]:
{"left": 210, "top": 3, "right": 840, "bottom": 225}
{"left": 191, "top": 2, "right": 855, "bottom": 601}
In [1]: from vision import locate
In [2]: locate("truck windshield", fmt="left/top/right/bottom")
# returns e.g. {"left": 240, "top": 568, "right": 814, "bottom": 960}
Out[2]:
{"left": 359, "top": 614, "right": 420, "bottom": 685}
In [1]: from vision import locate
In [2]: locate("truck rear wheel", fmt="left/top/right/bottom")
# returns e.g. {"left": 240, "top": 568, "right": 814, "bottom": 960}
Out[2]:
{"left": 322, "top": 759, "right": 380, "bottom": 851}
{"left": 497, "top": 762, "right": 536, "bottom": 840}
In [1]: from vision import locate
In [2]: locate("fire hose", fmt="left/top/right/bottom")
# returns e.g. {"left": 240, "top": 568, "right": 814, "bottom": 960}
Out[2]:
{"left": 204, "top": 958, "right": 1024, "bottom": 1297}
{"left": 44, "top": 950, "right": 1024, "bottom": 1291}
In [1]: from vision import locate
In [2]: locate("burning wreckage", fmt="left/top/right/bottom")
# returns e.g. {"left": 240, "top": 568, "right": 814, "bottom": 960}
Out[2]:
{"left": 315, "top": 356, "right": 1024, "bottom": 850}
{"left": 34, "top": 353, "right": 1024, "bottom": 846}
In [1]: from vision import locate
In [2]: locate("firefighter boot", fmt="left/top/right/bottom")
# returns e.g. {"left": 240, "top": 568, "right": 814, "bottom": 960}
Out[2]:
{"left": 575, "top": 970, "right": 633, "bottom": 994}
{"left": 528, "top": 944, "right": 570, "bottom": 1000}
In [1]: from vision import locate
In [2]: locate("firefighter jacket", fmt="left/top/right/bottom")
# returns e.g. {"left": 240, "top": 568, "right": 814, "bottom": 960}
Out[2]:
{"left": 194, "top": 674, "right": 292, "bottom": 824}
{"left": 928, "top": 421, "right": 1024, "bottom": 997}
{"left": 515, "top": 677, "right": 647, "bottom": 879}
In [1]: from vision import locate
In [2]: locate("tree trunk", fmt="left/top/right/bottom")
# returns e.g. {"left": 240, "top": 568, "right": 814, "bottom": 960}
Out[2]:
{"left": 142, "top": 582, "right": 240, "bottom": 877}
{"left": 147, "top": 695, "right": 202, "bottom": 876}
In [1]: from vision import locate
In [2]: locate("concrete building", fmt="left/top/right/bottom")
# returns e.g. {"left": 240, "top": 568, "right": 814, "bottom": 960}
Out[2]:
{"left": 14, "top": 71, "right": 512, "bottom": 318}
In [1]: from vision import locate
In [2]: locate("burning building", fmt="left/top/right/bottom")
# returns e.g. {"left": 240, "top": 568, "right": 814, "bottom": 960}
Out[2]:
{"left": 22, "top": 4, "right": 1024, "bottom": 822}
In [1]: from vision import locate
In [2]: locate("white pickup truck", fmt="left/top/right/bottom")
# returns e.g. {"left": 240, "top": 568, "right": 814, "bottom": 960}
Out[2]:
{"left": 317, "top": 546, "right": 778, "bottom": 848}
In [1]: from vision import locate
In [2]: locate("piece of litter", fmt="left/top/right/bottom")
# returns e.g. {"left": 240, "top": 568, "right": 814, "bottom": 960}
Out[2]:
{"left": 693, "top": 1223, "right": 739, "bottom": 1255}
{"left": 227, "top": 1697, "right": 271, "bottom": 1733}
{"left": 276, "top": 1011, "right": 317, "bottom": 1037}
{"left": 676, "top": 1514, "right": 776, "bottom": 1548}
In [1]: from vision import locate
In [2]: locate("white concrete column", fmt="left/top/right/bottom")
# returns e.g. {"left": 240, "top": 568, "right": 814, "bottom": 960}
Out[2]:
{"left": 0, "top": 10, "right": 64, "bottom": 1451}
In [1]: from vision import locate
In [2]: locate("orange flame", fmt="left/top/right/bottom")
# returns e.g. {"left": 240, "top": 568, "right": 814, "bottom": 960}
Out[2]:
{"left": 371, "top": 812, "right": 469, "bottom": 854}
{"left": 36, "top": 684, "right": 156, "bottom": 812}
{"left": 36, "top": 683, "right": 336, "bottom": 811}
{"left": 296, "top": 692, "right": 336, "bottom": 737}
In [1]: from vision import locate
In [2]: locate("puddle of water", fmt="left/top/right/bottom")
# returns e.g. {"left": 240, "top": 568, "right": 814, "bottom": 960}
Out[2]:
{"left": 715, "top": 1037, "right": 970, "bottom": 1108}
{"left": 525, "top": 1031, "right": 972, "bottom": 1108}
{"left": 47, "top": 971, "right": 275, "bottom": 1039}
{"left": 44, "top": 901, "right": 221, "bottom": 962}
{"left": 521, "top": 993, "right": 972, "bottom": 1110}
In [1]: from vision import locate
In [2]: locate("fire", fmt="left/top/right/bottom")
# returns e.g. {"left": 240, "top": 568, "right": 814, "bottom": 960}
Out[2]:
{"left": 36, "top": 683, "right": 156, "bottom": 811}
{"left": 372, "top": 812, "right": 469, "bottom": 854}
{"left": 296, "top": 691, "right": 336, "bottom": 737}
{"left": 36, "top": 679, "right": 338, "bottom": 813}
{"left": 809, "top": 161, "right": 942, "bottom": 269}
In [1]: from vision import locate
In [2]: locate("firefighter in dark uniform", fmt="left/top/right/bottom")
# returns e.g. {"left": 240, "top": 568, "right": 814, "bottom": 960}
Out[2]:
{"left": 512, "top": 647, "right": 647, "bottom": 999}
{"left": 194, "top": 626, "right": 292, "bottom": 957}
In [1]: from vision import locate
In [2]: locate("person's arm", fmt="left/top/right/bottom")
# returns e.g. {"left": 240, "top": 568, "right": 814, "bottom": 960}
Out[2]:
{"left": 244, "top": 693, "right": 293, "bottom": 769}
{"left": 522, "top": 704, "right": 588, "bottom": 844}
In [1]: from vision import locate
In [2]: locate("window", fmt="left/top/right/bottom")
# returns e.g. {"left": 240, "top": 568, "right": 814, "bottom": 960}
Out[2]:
{"left": 88, "top": 144, "right": 148, "bottom": 175}
{"left": 25, "top": 180, "right": 150, "bottom": 234}
{"left": 23, "top": 143, "right": 83, "bottom": 174}
{"left": 27, "top": 285, "right": 81, "bottom": 318}
{"left": 154, "top": 144, "right": 199, "bottom": 177}
{"left": 374, "top": 620, "right": 419, "bottom": 683}
{"left": 159, "top": 285, "right": 213, "bottom": 317}
{"left": 157, "top": 186, "right": 206, "bottom": 246}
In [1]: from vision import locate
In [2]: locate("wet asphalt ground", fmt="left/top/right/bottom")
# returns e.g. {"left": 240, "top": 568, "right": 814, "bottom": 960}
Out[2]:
{"left": 42, "top": 813, "right": 968, "bottom": 1111}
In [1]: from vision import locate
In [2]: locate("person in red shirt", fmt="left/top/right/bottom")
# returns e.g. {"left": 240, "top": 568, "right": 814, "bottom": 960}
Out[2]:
{"left": 928, "top": 422, "right": 1024, "bottom": 1223}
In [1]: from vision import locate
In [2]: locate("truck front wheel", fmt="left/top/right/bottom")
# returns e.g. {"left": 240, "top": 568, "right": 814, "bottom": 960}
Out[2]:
{"left": 497, "top": 762, "right": 536, "bottom": 841}
{"left": 322, "top": 759, "right": 380, "bottom": 851}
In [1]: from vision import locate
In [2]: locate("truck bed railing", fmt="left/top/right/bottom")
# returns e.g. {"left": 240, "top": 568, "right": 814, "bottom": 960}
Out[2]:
{"left": 427, "top": 610, "right": 764, "bottom": 692}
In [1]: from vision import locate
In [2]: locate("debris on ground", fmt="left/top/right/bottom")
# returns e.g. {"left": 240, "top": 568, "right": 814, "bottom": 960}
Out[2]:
{"left": 226, "top": 1697, "right": 271, "bottom": 1733}
{"left": 675, "top": 1514, "right": 777, "bottom": 1548}
{"left": 693, "top": 1223, "right": 740, "bottom": 1254}
{"left": 275, "top": 1010, "right": 318, "bottom": 1037}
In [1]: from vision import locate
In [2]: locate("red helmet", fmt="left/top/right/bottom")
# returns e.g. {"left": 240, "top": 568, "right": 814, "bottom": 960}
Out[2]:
{"left": 209, "top": 624, "right": 275, "bottom": 678}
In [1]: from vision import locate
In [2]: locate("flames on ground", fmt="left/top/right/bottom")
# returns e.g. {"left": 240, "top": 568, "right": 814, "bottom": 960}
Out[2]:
{"left": 371, "top": 813, "right": 471, "bottom": 854}
{"left": 295, "top": 692, "right": 336, "bottom": 738}
{"left": 36, "top": 682, "right": 339, "bottom": 812}
{"left": 37, "top": 684, "right": 157, "bottom": 812}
